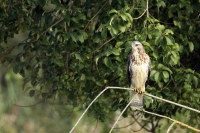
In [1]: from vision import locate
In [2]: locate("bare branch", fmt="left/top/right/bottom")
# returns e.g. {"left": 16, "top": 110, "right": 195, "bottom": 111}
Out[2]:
{"left": 136, "top": 108, "right": 200, "bottom": 132}
{"left": 132, "top": 0, "right": 149, "bottom": 20}
{"left": 167, "top": 122, "right": 176, "bottom": 133}
{"left": 144, "top": 93, "right": 200, "bottom": 114}
{"left": 69, "top": 86, "right": 200, "bottom": 133}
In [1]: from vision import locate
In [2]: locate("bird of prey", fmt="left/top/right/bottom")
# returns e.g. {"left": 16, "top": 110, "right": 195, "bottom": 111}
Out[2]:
{"left": 127, "top": 41, "right": 151, "bottom": 109}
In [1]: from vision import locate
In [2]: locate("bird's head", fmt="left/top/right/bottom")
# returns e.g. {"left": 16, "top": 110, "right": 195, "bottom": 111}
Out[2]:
{"left": 131, "top": 41, "right": 144, "bottom": 53}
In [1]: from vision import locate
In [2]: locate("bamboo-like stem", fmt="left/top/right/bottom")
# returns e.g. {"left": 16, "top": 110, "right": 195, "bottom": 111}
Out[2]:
{"left": 109, "top": 93, "right": 138, "bottom": 133}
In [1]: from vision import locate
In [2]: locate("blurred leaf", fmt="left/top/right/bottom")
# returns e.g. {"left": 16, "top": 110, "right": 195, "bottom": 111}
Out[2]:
{"left": 188, "top": 41, "right": 194, "bottom": 52}
{"left": 70, "top": 32, "right": 78, "bottom": 42}
{"left": 154, "top": 72, "right": 161, "bottom": 82}
{"left": 192, "top": 76, "right": 198, "bottom": 88}
{"left": 165, "top": 35, "right": 175, "bottom": 45}
{"left": 108, "top": 9, "right": 118, "bottom": 14}
{"left": 13, "top": 66, "right": 20, "bottom": 74}
{"left": 162, "top": 71, "right": 169, "bottom": 79}
{"left": 111, "top": 48, "right": 120, "bottom": 55}
{"left": 29, "top": 90, "right": 35, "bottom": 97}
{"left": 103, "top": 57, "right": 113, "bottom": 69}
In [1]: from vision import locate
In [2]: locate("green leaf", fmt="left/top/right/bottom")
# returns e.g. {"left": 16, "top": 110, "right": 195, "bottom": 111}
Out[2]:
{"left": 170, "top": 55, "right": 178, "bottom": 65}
{"left": 95, "top": 56, "right": 100, "bottom": 65}
{"left": 164, "top": 29, "right": 174, "bottom": 35}
{"left": 63, "top": 33, "right": 70, "bottom": 40}
{"left": 95, "top": 80, "right": 104, "bottom": 86}
{"left": 13, "top": 66, "right": 20, "bottom": 74}
{"left": 80, "top": 74, "right": 86, "bottom": 81}
{"left": 111, "top": 48, "right": 120, "bottom": 55}
{"left": 110, "top": 26, "right": 118, "bottom": 35}
{"left": 155, "top": 24, "right": 165, "bottom": 30}
{"left": 115, "top": 41, "right": 123, "bottom": 48}
{"left": 162, "top": 88, "right": 170, "bottom": 94}
{"left": 154, "top": 72, "right": 161, "bottom": 82}
{"left": 192, "top": 76, "right": 198, "bottom": 88}
{"left": 188, "top": 41, "right": 194, "bottom": 52}
{"left": 120, "top": 11, "right": 128, "bottom": 21}
{"left": 74, "top": 53, "right": 82, "bottom": 61}
{"left": 29, "top": 90, "right": 35, "bottom": 97}
{"left": 19, "top": 68, "right": 25, "bottom": 77}
{"left": 173, "top": 20, "right": 181, "bottom": 28}
{"left": 70, "top": 32, "right": 78, "bottom": 42}
{"left": 54, "top": 59, "right": 64, "bottom": 67}
{"left": 150, "top": 70, "right": 157, "bottom": 78}
{"left": 104, "top": 57, "right": 112, "bottom": 69}
{"left": 78, "top": 13, "right": 86, "bottom": 20}
{"left": 155, "top": 36, "right": 163, "bottom": 45}
{"left": 152, "top": 29, "right": 161, "bottom": 36}
{"left": 101, "top": 29, "right": 107, "bottom": 39}
{"left": 77, "top": 34, "right": 84, "bottom": 43}
{"left": 157, "top": 64, "right": 172, "bottom": 74}
{"left": 118, "top": 25, "right": 126, "bottom": 32}
{"left": 63, "top": 11, "right": 70, "bottom": 21}
{"left": 165, "top": 35, "right": 175, "bottom": 45}
{"left": 162, "top": 71, "right": 169, "bottom": 79}
{"left": 108, "top": 9, "right": 118, "bottom": 14}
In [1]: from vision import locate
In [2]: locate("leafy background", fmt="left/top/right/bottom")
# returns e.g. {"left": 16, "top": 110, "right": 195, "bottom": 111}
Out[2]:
{"left": 0, "top": 0, "right": 200, "bottom": 132}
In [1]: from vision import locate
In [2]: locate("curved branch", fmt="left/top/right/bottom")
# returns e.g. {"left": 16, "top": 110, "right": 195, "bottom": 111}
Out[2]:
{"left": 132, "top": 0, "right": 149, "bottom": 20}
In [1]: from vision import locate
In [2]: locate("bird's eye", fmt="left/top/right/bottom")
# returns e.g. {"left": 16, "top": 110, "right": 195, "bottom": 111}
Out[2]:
{"left": 135, "top": 44, "right": 138, "bottom": 46}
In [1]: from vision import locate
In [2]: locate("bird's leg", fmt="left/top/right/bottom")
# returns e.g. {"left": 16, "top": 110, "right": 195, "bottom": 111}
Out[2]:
{"left": 140, "top": 85, "right": 145, "bottom": 94}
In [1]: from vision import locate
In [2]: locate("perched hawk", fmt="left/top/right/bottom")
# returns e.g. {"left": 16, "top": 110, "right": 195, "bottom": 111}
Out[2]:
{"left": 127, "top": 41, "right": 151, "bottom": 108}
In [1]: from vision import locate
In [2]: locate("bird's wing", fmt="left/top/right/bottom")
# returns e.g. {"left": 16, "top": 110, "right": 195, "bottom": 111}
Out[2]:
{"left": 127, "top": 54, "right": 132, "bottom": 86}
{"left": 146, "top": 57, "right": 151, "bottom": 86}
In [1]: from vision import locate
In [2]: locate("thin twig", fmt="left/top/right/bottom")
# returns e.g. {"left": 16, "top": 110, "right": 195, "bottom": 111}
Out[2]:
{"left": 146, "top": 0, "right": 149, "bottom": 18}
{"left": 113, "top": 115, "right": 139, "bottom": 129}
{"left": 132, "top": 9, "right": 147, "bottom": 20}
{"left": 167, "top": 122, "right": 176, "bottom": 133}
{"left": 132, "top": 0, "right": 149, "bottom": 20}
{"left": 13, "top": 99, "right": 45, "bottom": 107}
{"left": 84, "top": 1, "right": 108, "bottom": 30}
{"left": 41, "top": 18, "right": 64, "bottom": 34}
{"left": 109, "top": 93, "right": 138, "bottom": 133}
{"left": 144, "top": 93, "right": 200, "bottom": 114}
{"left": 90, "top": 32, "right": 123, "bottom": 55}
{"left": 131, "top": 113, "right": 152, "bottom": 132}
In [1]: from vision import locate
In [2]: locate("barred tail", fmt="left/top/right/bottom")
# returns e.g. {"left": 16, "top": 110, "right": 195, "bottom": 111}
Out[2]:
{"left": 130, "top": 91, "right": 143, "bottom": 109}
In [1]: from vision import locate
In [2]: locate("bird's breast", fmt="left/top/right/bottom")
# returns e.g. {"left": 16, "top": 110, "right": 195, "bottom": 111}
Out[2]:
{"left": 131, "top": 63, "right": 149, "bottom": 87}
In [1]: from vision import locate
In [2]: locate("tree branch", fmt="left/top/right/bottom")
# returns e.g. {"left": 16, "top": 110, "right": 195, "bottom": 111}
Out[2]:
{"left": 69, "top": 86, "right": 200, "bottom": 133}
{"left": 136, "top": 108, "right": 200, "bottom": 132}
{"left": 132, "top": 0, "right": 149, "bottom": 20}
{"left": 144, "top": 93, "right": 200, "bottom": 114}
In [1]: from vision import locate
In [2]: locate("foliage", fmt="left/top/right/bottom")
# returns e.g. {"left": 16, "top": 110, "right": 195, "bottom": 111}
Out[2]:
{"left": 0, "top": 0, "right": 200, "bottom": 132}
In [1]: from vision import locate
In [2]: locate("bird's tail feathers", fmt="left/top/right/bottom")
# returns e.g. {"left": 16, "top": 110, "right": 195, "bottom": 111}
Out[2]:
{"left": 130, "top": 91, "right": 143, "bottom": 109}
